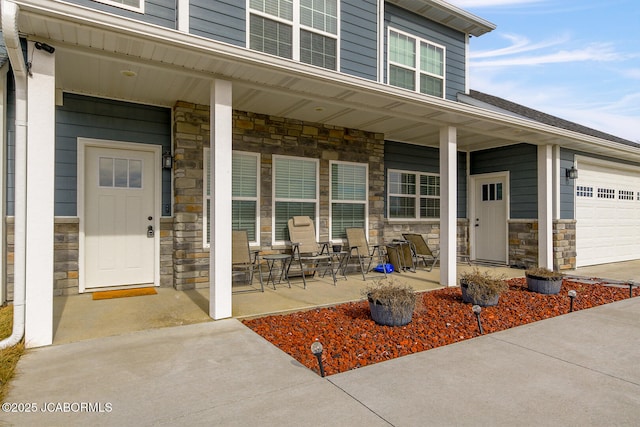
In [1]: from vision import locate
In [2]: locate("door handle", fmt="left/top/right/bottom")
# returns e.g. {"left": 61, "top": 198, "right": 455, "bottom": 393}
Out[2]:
{"left": 147, "top": 225, "right": 154, "bottom": 238}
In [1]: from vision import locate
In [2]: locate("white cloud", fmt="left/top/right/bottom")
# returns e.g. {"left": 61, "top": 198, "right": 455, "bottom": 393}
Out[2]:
{"left": 471, "top": 42, "right": 622, "bottom": 67}
{"left": 621, "top": 68, "right": 640, "bottom": 80}
{"left": 470, "top": 33, "right": 569, "bottom": 59}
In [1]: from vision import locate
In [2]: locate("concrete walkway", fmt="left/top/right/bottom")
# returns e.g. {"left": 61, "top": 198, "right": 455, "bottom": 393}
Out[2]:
{"left": 3, "top": 294, "right": 639, "bottom": 426}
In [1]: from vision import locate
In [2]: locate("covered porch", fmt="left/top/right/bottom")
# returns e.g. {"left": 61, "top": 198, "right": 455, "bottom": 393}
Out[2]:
{"left": 51, "top": 263, "right": 525, "bottom": 345}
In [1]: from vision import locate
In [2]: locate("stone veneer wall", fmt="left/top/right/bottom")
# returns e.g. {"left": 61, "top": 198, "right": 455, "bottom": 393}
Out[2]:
{"left": 382, "top": 219, "right": 469, "bottom": 259}
{"left": 172, "top": 103, "right": 385, "bottom": 290}
{"left": 508, "top": 220, "right": 538, "bottom": 269}
{"left": 53, "top": 218, "right": 79, "bottom": 295}
{"left": 5, "top": 218, "right": 13, "bottom": 300}
{"left": 508, "top": 219, "right": 576, "bottom": 270}
{"left": 553, "top": 219, "right": 576, "bottom": 270}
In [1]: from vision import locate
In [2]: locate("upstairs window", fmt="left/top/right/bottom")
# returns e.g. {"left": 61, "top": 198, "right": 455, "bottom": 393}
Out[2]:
{"left": 388, "top": 29, "right": 445, "bottom": 98}
{"left": 93, "top": 0, "right": 144, "bottom": 13}
{"left": 249, "top": 0, "right": 339, "bottom": 70}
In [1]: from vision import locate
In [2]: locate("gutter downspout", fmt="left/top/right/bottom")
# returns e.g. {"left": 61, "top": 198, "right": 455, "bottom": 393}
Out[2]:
{"left": 0, "top": 0, "right": 27, "bottom": 349}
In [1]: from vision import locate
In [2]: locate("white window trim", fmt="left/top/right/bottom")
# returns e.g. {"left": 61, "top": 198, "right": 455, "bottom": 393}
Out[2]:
{"left": 203, "top": 149, "right": 261, "bottom": 248}
{"left": 93, "top": 0, "right": 145, "bottom": 14}
{"left": 387, "top": 168, "right": 440, "bottom": 221}
{"left": 272, "top": 154, "right": 319, "bottom": 246}
{"left": 329, "top": 160, "right": 369, "bottom": 242}
{"left": 246, "top": 0, "right": 341, "bottom": 69}
{"left": 387, "top": 27, "right": 446, "bottom": 98}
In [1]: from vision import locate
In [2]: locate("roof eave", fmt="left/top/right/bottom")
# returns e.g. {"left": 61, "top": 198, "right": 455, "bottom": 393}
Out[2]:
{"left": 386, "top": 0, "right": 496, "bottom": 37}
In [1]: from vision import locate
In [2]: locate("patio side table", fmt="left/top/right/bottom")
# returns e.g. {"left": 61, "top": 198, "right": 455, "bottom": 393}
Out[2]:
{"left": 262, "top": 254, "right": 291, "bottom": 290}
{"left": 328, "top": 250, "right": 349, "bottom": 280}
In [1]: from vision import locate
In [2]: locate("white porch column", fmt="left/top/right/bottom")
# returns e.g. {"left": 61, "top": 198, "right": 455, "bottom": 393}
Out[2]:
{"left": 439, "top": 126, "right": 457, "bottom": 287}
{"left": 537, "top": 144, "right": 553, "bottom": 269}
{"left": 209, "top": 79, "right": 233, "bottom": 319}
{"left": 25, "top": 42, "right": 55, "bottom": 347}
{"left": 552, "top": 145, "right": 560, "bottom": 220}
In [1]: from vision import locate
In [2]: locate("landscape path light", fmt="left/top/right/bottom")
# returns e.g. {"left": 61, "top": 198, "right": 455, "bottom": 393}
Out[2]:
{"left": 472, "top": 304, "right": 483, "bottom": 335}
{"left": 310, "top": 341, "right": 325, "bottom": 377}
{"left": 568, "top": 290, "right": 577, "bottom": 313}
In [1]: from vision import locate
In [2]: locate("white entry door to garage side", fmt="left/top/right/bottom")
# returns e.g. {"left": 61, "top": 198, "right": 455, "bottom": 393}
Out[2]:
{"left": 472, "top": 173, "right": 508, "bottom": 264}
{"left": 83, "top": 143, "right": 158, "bottom": 290}
{"left": 575, "top": 159, "right": 640, "bottom": 267}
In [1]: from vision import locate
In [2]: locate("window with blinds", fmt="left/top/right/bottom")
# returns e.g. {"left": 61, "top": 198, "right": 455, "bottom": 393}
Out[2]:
{"left": 273, "top": 155, "right": 318, "bottom": 242}
{"left": 204, "top": 150, "right": 260, "bottom": 247}
{"left": 330, "top": 161, "right": 367, "bottom": 240}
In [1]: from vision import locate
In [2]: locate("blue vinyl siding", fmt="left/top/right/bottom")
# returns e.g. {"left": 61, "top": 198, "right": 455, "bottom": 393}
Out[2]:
{"left": 384, "top": 3, "right": 467, "bottom": 101}
{"left": 384, "top": 140, "right": 467, "bottom": 218}
{"left": 560, "top": 148, "right": 576, "bottom": 220}
{"left": 63, "top": 0, "right": 176, "bottom": 28}
{"left": 55, "top": 94, "right": 171, "bottom": 216}
{"left": 341, "top": 0, "right": 378, "bottom": 80}
{"left": 190, "top": 0, "right": 245, "bottom": 47}
{"left": 471, "top": 144, "right": 537, "bottom": 219}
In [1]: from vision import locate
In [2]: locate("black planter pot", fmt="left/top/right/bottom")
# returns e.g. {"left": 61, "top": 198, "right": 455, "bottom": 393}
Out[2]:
{"left": 460, "top": 281, "right": 499, "bottom": 307}
{"left": 367, "top": 297, "right": 414, "bottom": 326}
{"left": 526, "top": 275, "right": 562, "bottom": 295}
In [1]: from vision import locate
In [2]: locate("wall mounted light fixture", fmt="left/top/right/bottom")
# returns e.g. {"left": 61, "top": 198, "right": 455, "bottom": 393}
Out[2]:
{"left": 162, "top": 151, "right": 173, "bottom": 169}
{"left": 34, "top": 41, "right": 55, "bottom": 54}
{"left": 566, "top": 165, "right": 578, "bottom": 180}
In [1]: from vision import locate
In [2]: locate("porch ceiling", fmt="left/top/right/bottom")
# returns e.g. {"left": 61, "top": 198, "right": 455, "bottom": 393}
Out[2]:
{"left": 11, "top": 1, "right": 640, "bottom": 161}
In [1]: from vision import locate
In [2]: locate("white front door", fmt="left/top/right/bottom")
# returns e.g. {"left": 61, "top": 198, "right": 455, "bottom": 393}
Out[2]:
{"left": 472, "top": 174, "right": 508, "bottom": 263}
{"left": 83, "top": 143, "right": 158, "bottom": 289}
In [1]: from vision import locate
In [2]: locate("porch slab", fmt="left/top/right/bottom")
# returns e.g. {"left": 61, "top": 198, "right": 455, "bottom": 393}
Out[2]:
{"left": 52, "top": 264, "right": 524, "bottom": 345}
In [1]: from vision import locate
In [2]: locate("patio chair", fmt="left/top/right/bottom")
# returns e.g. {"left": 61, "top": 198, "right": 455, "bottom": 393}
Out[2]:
{"left": 232, "top": 230, "right": 263, "bottom": 292}
{"left": 346, "top": 228, "right": 387, "bottom": 280}
{"left": 402, "top": 233, "right": 440, "bottom": 272}
{"left": 287, "top": 216, "right": 336, "bottom": 288}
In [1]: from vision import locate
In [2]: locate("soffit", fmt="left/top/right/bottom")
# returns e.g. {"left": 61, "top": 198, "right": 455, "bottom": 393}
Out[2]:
{"left": 385, "top": 0, "right": 496, "bottom": 37}
{"left": 10, "top": 1, "right": 640, "bottom": 161}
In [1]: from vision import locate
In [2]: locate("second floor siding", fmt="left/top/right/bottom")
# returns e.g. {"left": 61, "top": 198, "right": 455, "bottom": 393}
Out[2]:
{"left": 69, "top": 1, "right": 466, "bottom": 93}
{"left": 190, "top": 0, "right": 245, "bottom": 47}
{"left": 188, "top": 0, "right": 379, "bottom": 82}
{"left": 66, "top": 0, "right": 176, "bottom": 29}
{"left": 340, "top": 0, "right": 378, "bottom": 81}
{"left": 384, "top": 3, "right": 467, "bottom": 101}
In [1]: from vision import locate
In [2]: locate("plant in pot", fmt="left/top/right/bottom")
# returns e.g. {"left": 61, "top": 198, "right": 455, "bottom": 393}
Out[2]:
{"left": 362, "top": 278, "right": 416, "bottom": 326}
{"left": 459, "top": 268, "right": 508, "bottom": 307}
{"left": 525, "top": 267, "right": 564, "bottom": 295}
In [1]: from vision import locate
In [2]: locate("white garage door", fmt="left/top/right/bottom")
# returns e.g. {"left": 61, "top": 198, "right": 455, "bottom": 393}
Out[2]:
{"left": 575, "top": 159, "right": 640, "bottom": 267}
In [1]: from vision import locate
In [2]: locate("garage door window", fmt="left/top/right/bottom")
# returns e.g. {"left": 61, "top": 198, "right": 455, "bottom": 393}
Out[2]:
{"left": 597, "top": 188, "right": 615, "bottom": 199}
{"left": 619, "top": 190, "right": 634, "bottom": 200}
{"left": 576, "top": 186, "right": 593, "bottom": 197}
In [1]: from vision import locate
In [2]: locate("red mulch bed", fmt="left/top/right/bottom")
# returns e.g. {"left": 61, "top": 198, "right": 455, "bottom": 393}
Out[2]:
{"left": 243, "top": 278, "right": 639, "bottom": 376}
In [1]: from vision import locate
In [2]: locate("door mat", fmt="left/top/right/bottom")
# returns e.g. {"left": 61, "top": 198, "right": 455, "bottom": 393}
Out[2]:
{"left": 92, "top": 287, "right": 157, "bottom": 300}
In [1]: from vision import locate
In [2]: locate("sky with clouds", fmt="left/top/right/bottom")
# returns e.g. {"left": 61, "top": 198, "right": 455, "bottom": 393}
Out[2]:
{"left": 447, "top": 0, "right": 640, "bottom": 142}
